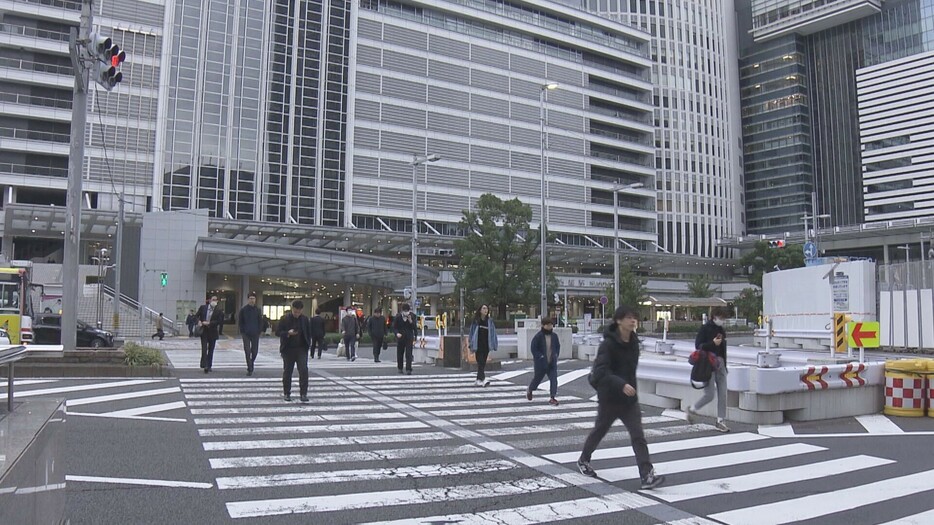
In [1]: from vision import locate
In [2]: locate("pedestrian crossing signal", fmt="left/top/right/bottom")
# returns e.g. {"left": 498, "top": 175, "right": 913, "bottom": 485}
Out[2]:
{"left": 160, "top": 272, "right": 168, "bottom": 287}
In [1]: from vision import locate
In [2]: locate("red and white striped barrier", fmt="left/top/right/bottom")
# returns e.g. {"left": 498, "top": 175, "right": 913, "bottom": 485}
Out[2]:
{"left": 883, "top": 375, "right": 926, "bottom": 417}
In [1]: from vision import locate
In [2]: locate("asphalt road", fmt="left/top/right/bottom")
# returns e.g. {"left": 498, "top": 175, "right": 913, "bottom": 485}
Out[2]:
{"left": 6, "top": 345, "right": 933, "bottom": 524}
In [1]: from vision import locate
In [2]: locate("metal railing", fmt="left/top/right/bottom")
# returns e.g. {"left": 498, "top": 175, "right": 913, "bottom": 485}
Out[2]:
{"left": 0, "top": 91, "right": 72, "bottom": 110}
{"left": 588, "top": 82, "right": 650, "bottom": 104}
{"left": 590, "top": 127, "right": 654, "bottom": 146}
{"left": 0, "top": 57, "right": 72, "bottom": 76}
{"left": 589, "top": 104, "right": 653, "bottom": 125}
{"left": 0, "top": 162, "right": 69, "bottom": 178}
{"left": 100, "top": 284, "right": 179, "bottom": 336}
{"left": 0, "top": 126, "right": 71, "bottom": 144}
{"left": 0, "top": 345, "right": 29, "bottom": 411}
{"left": 0, "top": 23, "right": 71, "bottom": 42}
{"left": 16, "top": 0, "right": 82, "bottom": 10}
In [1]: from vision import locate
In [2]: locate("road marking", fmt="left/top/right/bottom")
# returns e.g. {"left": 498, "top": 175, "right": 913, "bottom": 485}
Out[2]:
{"left": 193, "top": 411, "right": 406, "bottom": 425}
{"left": 453, "top": 410, "right": 598, "bottom": 425}
{"left": 392, "top": 390, "right": 542, "bottom": 402}
{"left": 210, "top": 444, "right": 483, "bottom": 469}
{"left": 428, "top": 401, "right": 594, "bottom": 416}
{"left": 198, "top": 420, "right": 428, "bottom": 437}
{"left": 1, "top": 379, "right": 57, "bottom": 387}
{"left": 65, "top": 387, "right": 181, "bottom": 407}
{"left": 544, "top": 432, "right": 770, "bottom": 464}
{"left": 478, "top": 416, "right": 675, "bottom": 437}
{"left": 0, "top": 379, "right": 165, "bottom": 400}
{"left": 201, "top": 431, "right": 451, "bottom": 451}
{"left": 216, "top": 459, "right": 516, "bottom": 489}
{"left": 65, "top": 411, "right": 187, "bottom": 423}
{"left": 412, "top": 397, "right": 579, "bottom": 408}
{"left": 185, "top": 396, "right": 368, "bottom": 404}
{"left": 491, "top": 369, "right": 533, "bottom": 381}
{"left": 855, "top": 414, "right": 904, "bottom": 434}
{"left": 225, "top": 476, "right": 566, "bottom": 518}
{"left": 710, "top": 468, "right": 934, "bottom": 525}
{"left": 508, "top": 424, "right": 718, "bottom": 450}
{"left": 65, "top": 475, "right": 212, "bottom": 489}
{"left": 757, "top": 423, "right": 796, "bottom": 438}
{"left": 876, "top": 509, "right": 934, "bottom": 525}
{"left": 349, "top": 377, "right": 477, "bottom": 385}
{"left": 598, "top": 443, "right": 826, "bottom": 482}
{"left": 103, "top": 401, "right": 187, "bottom": 417}
{"left": 650, "top": 455, "right": 894, "bottom": 502}
{"left": 179, "top": 378, "right": 327, "bottom": 383}
{"left": 190, "top": 404, "right": 394, "bottom": 415}
{"left": 552, "top": 368, "right": 591, "bottom": 387}
{"left": 357, "top": 493, "right": 652, "bottom": 525}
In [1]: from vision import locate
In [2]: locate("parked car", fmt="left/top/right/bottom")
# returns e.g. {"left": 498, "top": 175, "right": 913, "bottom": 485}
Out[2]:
{"left": 32, "top": 314, "right": 114, "bottom": 348}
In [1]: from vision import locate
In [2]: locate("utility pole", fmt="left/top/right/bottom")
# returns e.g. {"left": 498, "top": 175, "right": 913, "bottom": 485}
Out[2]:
{"left": 112, "top": 193, "right": 124, "bottom": 337}
{"left": 63, "top": 0, "right": 93, "bottom": 351}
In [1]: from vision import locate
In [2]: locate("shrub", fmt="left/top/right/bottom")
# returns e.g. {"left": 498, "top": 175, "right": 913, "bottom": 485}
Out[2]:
{"left": 123, "top": 342, "right": 166, "bottom": 366}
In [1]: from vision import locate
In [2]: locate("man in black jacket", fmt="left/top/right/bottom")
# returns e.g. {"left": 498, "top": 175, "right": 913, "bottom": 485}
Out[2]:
{"left": 196, "top": 295, "right": 225, "bottom": 373}
{"left": 367, "top": 307, "right": 386, "bottom": 363}
{"left": 577, "top": 305, "right": 665, "bottom": 490}
{"left": 276, "top": 300, "right": 312, "bottom": 402}
{"left": 309, "top": 308, "right": 326, "bottom": 359}
{"left": 393, "top": 303, "right": 416, "bottom": 374}
{"left": 526, "top": 317, "right": 560, "bottom": 405}
{"left": 238, "top": 293, "right": 262, "bottom": 376}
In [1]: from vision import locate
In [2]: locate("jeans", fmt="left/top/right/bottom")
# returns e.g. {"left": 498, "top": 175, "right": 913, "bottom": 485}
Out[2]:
{"left": 529, "top": 357, "right": 558, "bottom": 397}
{"left": 692, "top": 356, "right": 727, "bottom": 419}
{"left": 475, "top": 348, "right": 490, "bottom": 381}
{"left": 343, "top": 335, "right": 357, "bottom": 360}
{"left": 372, "top": 335, "right": 384, "bottom": 361}
{"left": 242, "top": 333, "right": 259, "bottom": 371}
{"left": 397, "top": 336, "right": 413, "bottom": 371}
{"left": 580, "top": 401, "right": 653, "bottom": 480}
{"left": 199, "top": 336, "right": 217, "bottom": 370}
{"left": 282, "top": 349, "right": 309, "bottom": 397}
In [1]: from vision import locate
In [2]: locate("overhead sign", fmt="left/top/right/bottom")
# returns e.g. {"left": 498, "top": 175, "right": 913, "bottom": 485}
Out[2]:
{"left": 832, "top": 274, "right": 849, "bottom": 311}
{"left": 847, "top": 321, "right": 880, "bottom": 348}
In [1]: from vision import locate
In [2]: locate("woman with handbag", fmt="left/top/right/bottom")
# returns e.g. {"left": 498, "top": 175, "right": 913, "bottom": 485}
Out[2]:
{"left": 468, "top": 305, "right": 498, "bottom": 387}
{"left": 685, "top": 307, "right": 729, "bottom": 432}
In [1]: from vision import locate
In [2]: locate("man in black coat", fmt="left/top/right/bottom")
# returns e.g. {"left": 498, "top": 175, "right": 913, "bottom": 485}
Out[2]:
{"left": 238, "top": 293, "right": 262, "bottom": 376}
{"left": 196, "top": 295, "right": 225, "bottom": 373}
{"left": 577, "top": 305, "right": 665, "bottom": 490}
{"left": 309, "top": 308, "right": 326, "bottom": 359}
{"left": 393, "top": 303, "right": 416, "bottom": 374}
{"left": 367, "top": 307, "right": 387, "bottom": 363}
{"left": 276, "top": 300, "right": 312, "bottom": 402}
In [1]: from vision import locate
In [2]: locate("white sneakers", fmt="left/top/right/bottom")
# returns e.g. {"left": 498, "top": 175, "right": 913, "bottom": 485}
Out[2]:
{"left": 474, "top": 379, "right": 490, "bottom": 387}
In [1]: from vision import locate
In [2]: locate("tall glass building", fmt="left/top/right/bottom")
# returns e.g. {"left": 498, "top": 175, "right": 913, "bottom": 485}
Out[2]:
{"left": 583, "top": 0, "right": 745, "bottom": 257}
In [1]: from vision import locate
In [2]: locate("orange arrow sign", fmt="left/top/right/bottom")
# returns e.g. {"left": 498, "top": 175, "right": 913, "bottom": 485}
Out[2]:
{"left": 850, "top": 323, "right": 876, "bottom": 347}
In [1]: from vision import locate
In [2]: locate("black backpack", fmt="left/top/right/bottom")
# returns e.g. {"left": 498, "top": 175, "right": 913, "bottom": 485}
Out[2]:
{"left": 689, "top": 349, "right": 714, "bottom": 389}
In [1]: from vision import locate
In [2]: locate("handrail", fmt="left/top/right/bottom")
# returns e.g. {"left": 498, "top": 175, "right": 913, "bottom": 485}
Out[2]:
{"left": 0, "top": 91, "right": 72, "bottom": 110}
{"left": 0, "top": 345, "right": 29, "bottom": 411}
{"left": 99, "top": 285, "right": 179, "bottom": 336}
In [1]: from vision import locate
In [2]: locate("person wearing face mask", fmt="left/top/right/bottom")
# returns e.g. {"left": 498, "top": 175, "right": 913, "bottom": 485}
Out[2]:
{"left": 196, "top": 295, "right": 225, "bottom": 373}
{"left": 685, "top": 306, "right": 730, "bottom": 432}
{"left": 526, "top": 317, "right": 560, "bottom": 404}
{"left": 394, "top": 303, "right": 417, "bottom": 375}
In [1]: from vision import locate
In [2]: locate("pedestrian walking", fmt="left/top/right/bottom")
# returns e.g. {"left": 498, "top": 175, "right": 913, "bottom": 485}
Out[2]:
{"left": 367, "top": 307, "right": 386, "bottom": 363}
{"left": 468, "top": 305, "right": 498, "bottom": 386}
{"left": 185, "top": 310, "right": 196, "bottom": 337}
{"left": 577, "top": 305, "right": 665, "bottom": 489}
{"left": 309, "top": 308, "right": 326, "bottom": 359}
{"left": 196, "top": 296, "right": 224, "bottom": 373}
{"left": 685, "top": 307, "right": 730, "bottom": 432}
{"left": 238, "top": 292, "right": 262, "bottom": 376}
{"left": 276, "top": 300, "right": 311, "bottom": 402}
{"left": 526, "top": 317, "right": 560, "bottom": 404}
{"left": 151, "top": 313, "right": 165, "bottom": 340}
{"left": 340, "top": 305, "right": 360, "bottom": 361}
{"left": 394, "top": 303, "right": 416, "bottom": 374}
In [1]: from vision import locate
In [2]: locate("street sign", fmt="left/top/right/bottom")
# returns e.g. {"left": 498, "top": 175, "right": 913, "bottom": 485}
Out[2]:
{"left": 847, "top": 321, "right": 880, "bottom": 348}
{"left": 804, "top": 241, "right": 817, "bottom": 259}
{"left": 832, "top": 274, "right": 849, "bottom": 311}
{"left": 599, "top": 295, "right": 608, "bottom": 305}
{"left": 414, "top": 299, "right": 421, "bottom": 308}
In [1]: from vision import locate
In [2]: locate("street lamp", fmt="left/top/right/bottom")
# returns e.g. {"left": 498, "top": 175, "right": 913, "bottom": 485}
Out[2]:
{"left": 613, "top": 182, "right": 645, "bottom": 309}
{"left": 802, "top": 213, "right": 831, "bottom": 254}
{"left": 92, "top": 248, "right": 109, "bottom": 329}
{"left": 410, "top": 154, "right": 441, "bottom": 314}
{"left": 539, "top": 82, "right": 558, "bottom": 319}
{"left": 897, "top": 244, "right": 911, "bottom": 350}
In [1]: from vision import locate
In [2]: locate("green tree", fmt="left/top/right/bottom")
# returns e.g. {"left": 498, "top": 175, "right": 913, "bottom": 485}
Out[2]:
{"left": 687, "top": 274, "right": 714, "bottom": 298}
{"left": 606, "top": 263, "right": 648, "bottom": 314}
{"left": 733, "top": 287, "right": 763, "bottom": 323}
{"left": 454, "top": 194, "right": 548, "bottom": 319}
{"left": 739, "top": 240, "right": 806, "bottom": 287}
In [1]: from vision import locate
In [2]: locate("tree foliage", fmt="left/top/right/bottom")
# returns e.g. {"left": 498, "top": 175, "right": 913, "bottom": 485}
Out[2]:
{"left": 454, "top": 194, "right": 547, "bottom": 319}
{"left": 687, "top": 274, "right": 714, "bottom": 298}
{"left": 739, "top": 240, "right": 806, "bottom": 288}
{"left": 733, "top": 287, "right": 763, "bottom": 323}
{"left": 606, "top": 263, "right": 648, "bottom": 314}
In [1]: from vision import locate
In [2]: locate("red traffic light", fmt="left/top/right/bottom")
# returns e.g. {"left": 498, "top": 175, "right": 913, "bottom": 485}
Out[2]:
{"left": 111, "top": 49, "right": 126, "bottom": 67}
{"left": 768, "top": 240, "right": 786, "bottom": 248}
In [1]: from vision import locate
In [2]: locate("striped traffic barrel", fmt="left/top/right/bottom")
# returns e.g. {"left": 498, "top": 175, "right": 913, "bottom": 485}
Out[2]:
{"left": 883, "top": 360, "right": 927, "bottom": 417}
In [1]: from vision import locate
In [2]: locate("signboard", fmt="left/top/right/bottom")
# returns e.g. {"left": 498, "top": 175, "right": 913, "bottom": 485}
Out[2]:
{"left": 599, "top": 295, "right": 608, "bottom": 305}
{"left": 832, "top": 274, "right": 849, "bottom": 311}
{"left": 847, "top": 321, "right": 881, "bottom": 348}
{"left": 583, "top": 313, "right": 593, "bottom": 333}
{"left": 804, "top": 241, "right": 817, "bottom": 259}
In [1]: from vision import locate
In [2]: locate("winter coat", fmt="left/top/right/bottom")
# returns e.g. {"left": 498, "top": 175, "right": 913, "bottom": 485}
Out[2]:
{"left": 468, "top": 317, "right": 498, "bottom": 352}
{"left": 590, "top": 323, "right": 641, "bottom": 406}
{"left": 695, "top": 320, "right": 727, "bottom": 360}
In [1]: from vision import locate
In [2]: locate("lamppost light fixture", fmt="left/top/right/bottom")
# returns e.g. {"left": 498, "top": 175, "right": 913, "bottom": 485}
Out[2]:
{"left": 543, "top": 82, "right": 559, "bottom": 90}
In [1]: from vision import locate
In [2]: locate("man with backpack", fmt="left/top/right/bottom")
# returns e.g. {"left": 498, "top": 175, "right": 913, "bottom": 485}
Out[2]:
{"left": 577, "top": 305, "right": 665, "bottom": 489}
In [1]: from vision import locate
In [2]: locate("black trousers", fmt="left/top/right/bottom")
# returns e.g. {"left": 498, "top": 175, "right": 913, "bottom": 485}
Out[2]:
{"left": 199, "top": 336, "right": 217, "bottom": 370}
{"left": 397, "top": 336, "right": 413, "bottom": 371}
{"left": 343, "top": 334, "right": 357, "bottom": 360}
{"left": 282, "top": 349, "right": 309, "bottom": 397}
{"left": 311, "top": 337, "right": 325, "bottom": 358}
{"left": 372, "top": 335, "right": 384, "bottom": 361}
{"left": 242, "top": 334, "right": 259, "bottom": 371}
{"left": 475, "top": 348, "right": 490, "bottom": 381}
{"left": 580, "top": 401, "right": 653, "bottom": 479}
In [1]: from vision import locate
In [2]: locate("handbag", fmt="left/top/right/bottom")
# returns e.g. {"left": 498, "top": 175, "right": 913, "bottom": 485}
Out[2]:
{"left": 193, "top": 324, "right": 203, "bottom": 337}
{"left": 337, "top": 341, "right": 345, "bottom": 357}
{"left": 382, "top": 339, "right": 388, "bottom": 350}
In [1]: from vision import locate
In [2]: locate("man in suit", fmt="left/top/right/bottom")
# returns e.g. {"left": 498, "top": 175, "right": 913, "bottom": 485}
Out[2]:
{"left": 394, "top": 303, "right": 417, "bottom": 375}
{"left": 309, "top": 308, "right": 326, "bottom": 359}
{"left": 276, "top": 300, "right": 312, "bottom": 402}
{"left": 238, "top": 293, "right": 262, "bottom": 376}
{"left": 196, "top": 295, "right": 225, "bottom": 373}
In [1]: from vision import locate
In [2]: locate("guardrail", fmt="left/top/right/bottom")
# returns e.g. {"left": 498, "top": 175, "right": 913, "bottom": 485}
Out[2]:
{"left": 0, "top": 345, "right": 29, "bottom": 411}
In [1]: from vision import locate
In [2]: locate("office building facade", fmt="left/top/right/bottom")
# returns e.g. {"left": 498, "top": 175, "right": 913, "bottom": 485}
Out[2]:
{"left": 0, "top": 0, "right": 163, "bottom": 260}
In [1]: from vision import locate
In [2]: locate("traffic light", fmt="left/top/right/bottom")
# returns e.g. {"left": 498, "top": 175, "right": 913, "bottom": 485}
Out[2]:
{"left": 87, "top": 32, "right": 126, "bottom": 90}
{"left": 160, "top": 272, "right": 167, "bottom": 287}
{"left": 768, "top": 240, "right": 786, "bottom": 249}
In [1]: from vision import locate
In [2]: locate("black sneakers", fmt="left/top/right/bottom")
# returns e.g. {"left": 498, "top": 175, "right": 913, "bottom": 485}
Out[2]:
{"left": 577, "top": 459, "right": 597, "bottom": 478}
{"left": 300, "top": 396, "right": 309, "bottom": 403}
{"left": 284, "top": 395, "right": 292, "bottom": 402}
{"left": 640, "top": 469, "right": 665, "bottom": 490}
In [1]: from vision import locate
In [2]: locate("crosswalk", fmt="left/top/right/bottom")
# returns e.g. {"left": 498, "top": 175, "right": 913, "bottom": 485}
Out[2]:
{"left": 179, "top": 372, "right": 934, "bottom": 524}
